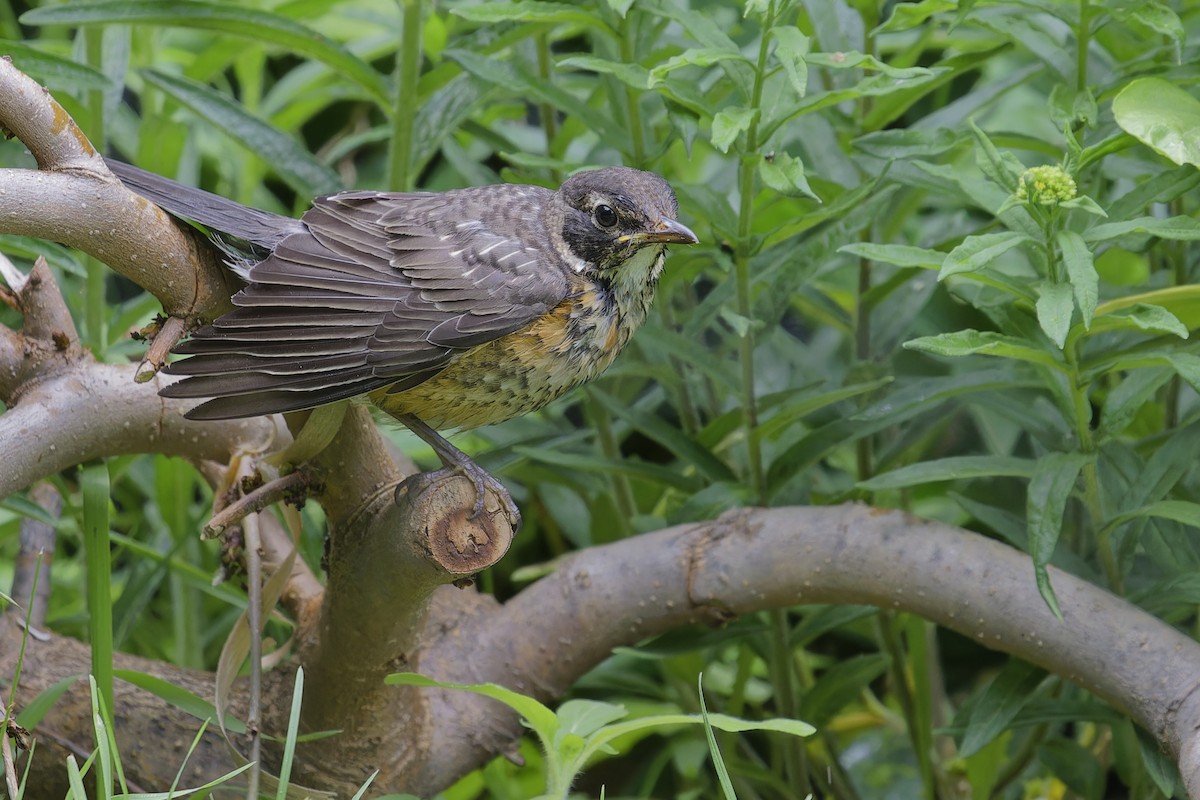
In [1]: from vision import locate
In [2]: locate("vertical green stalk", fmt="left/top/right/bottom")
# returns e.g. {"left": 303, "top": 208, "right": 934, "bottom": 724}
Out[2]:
{"left": 81, "top": 462, "right": 115, "bottom": 753}
{"left": 84, "top": 28, "right": 107, "bottom": 351}
{"left": 389, "top": 0, "right": 423, "bottom": 191}
{"left": 618, "top": 14, "right": 646, "bottom": 166}
{"left": 1064, "top": 342, "right": 1119, "bottom": 590}
{"left": 536, "top": 33, "right": 559, "bottom": 162}
{"left": 1076, "top": 0, "right": 1090, "bottom": 93}
{"left": 733, "top": 4, "right": 807, "bottom": 792}
{"left": 584, "top": 391, "right": 636, "bottom": 538}
{"left": 733, "top": 3, "right": 774, "bottom": 504}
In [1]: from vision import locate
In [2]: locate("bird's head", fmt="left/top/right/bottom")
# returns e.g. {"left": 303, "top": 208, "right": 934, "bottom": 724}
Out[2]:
{"left": 553, "top": 166, "right": 698, "bottom": 278}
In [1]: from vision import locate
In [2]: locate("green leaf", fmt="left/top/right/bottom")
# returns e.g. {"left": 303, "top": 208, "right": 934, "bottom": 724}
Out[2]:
{"left": 1057, "top": 230, "right": 1097, "bottom": 328}
{"left": 874, "top": 0, "right": 956, "bottom": 33}
{"left": 385, "top": 673, "right": 559, "bottom": 740}
{"left": 1095, "top": 286, "right": 1200, "bottom": 330}
{"left": 759, "top": 152, "right": 818, "bottom": 199}
{"left": 800, "top": 654, "right": 889, "bottom": 725}
{"left": 904, "top": 330, "right": 1063, "bottom": 370}
{"left": 940, "top": 232, "right": 1031, "bottom": 279}
{"left": 1087, "top": 304, "right": 1188, "bottom": 339}
{"left": 559, "top": 55, "right": 650, "bottom": 89}
{"left": 1108, "top": 500, "right": 1200, "bottom": 532}
{"left": 513, "top": 447, "right": 704, "bottom": 492}
{"left": 698, "top": 676, "right": 736, "bottom": 800}
{"left": 447, "top": 49, "right": 622, "bottom": 143}
{"left": 587, "top": 388, "right": 736, "bottom": 484}
{"left": 711, "top": 106, "right": 758, "bottom": 153}
{"left": 1083, "top": 216, "right": 1200, "bottom": 244}
{"left": 970, "top": 121, "right": 1024, "bottom": 191}
{"left": 839, "top": 242, "right": 944, "bottom": 270}
{"left": 114, "top": 670, "right": 246, "bottom": 734}
{"left": 956, "top": 659, "right": 1047, "bottom": 757}
{"left": 852, "top": 128, "right": 964, "bottom": 158}
{"left": 806, "top": 51, "right": 934, "bottom": 79}
{"left": 1027, "top": 452, "right": 1090, "bottom": 618}
{"left": 21, "top": 0, "right": 389, "bottom": 106}
{"left": 452, "top": 1, "right": 611, "bottom": 32}
{"left": 1036, "top": 281, "right": 1074, "bottom": 349}
{"left": 770, "top": 26, "right": 809, "bottom": 97}
{"left": 555, "top": 700, "right": 628, "bottom": 741}
{"left": 142, "top": 69, "right": 342, "bottom": 197}
{"left": 649, "top": 47, "right": 747, "bottom": 86}
{"left": 1113, "top": 77, "right": 1200, "bottom": 168}
{"left": 859, "top": 456, "right": 1036, "bottom": 490}
{"left": 2, "top": 42, "right": 113, "bottom": 90}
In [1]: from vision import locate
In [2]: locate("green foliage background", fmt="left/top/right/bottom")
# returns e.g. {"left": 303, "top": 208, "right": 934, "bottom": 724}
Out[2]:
{"left": 2, "top": 0, "right": 1200, "bottom": 797}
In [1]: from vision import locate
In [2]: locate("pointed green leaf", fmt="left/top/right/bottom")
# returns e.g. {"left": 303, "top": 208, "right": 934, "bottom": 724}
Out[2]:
{"left": 940, "top": 232, "right": 1031, "bottom": 279}
{"left": 806, "top": 51, "right": 933, "bottom": 79}
{"left": 1084, "top": 216, "right": 1200, "bottom": 244}
{"left": 1108, "top": 500, "right": 1200, "bottom": 532}
{"left": 1087, "top": 304, "right": 1188, "bottom": 339}
{"left": 385, "top": 673, "right": 559, "bottom": 739}
{"left": 1095, "top": 286, "right": 1200, "bottom": 330}
{"left": 771, "top": 26, "right": 809, "bottom": 97}
{"left": 1036, "top": 281, "right": 1074, "bottom": 349}
{"left": 759, "top": 151, "right": 818, "bottom": 199}
{"left": 874, "top": 0, "right": 956, "bottom": 33}
{"left": 453, "top": 1, "right": 612, "bottom": 32}
{"left": 21, "top": 0, "right": 389, "bottom": 106}
{"left": 1057, "top": 230, "right": 1097, "bottom": 328}
{"left": 904, "top": 330, "right": 1063, "bottom": 370}
{"left": 956, "top": 659, "right": 1046, "bottom": 757}
{"left": 859, "top": 456, "right": 1035, "bottom": 490}
{"left": 142, "top": 69, "right": 342, "bottom": 197}
{"left": 711, "top": 106, "right": 758, "bottom": 153}
{"left": 839, "top": 242, "right": 945, "bottom": 269}
{"left": 559, "top": 55, "right": 650, "bottom": 89}
{"left": 649, "top": 47, "right": 747, "bottom": 86}
{"left": 1113, "top": 77, "right": 1200, "bottom": 168}
{"left": 1027, "top": 452, "right": 1090, "bottom": 618}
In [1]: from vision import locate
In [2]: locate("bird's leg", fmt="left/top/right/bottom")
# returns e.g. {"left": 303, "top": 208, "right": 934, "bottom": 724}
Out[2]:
{"left": 395, "top": 413, "right": 521, "bottom": 530}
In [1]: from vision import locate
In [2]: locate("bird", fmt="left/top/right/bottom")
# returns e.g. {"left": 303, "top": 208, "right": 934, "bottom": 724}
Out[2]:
{"left": 107, "top": 160, "right": 698, "bottom": 528}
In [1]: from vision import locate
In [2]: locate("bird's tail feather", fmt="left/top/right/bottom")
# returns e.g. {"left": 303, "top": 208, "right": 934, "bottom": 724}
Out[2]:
{"left": 105, "top": 158, "right": 302, "bottom": 249}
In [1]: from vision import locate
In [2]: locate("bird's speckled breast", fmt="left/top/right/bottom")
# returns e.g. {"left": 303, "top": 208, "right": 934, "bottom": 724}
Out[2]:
{"left": 373, "top": 249, "right": 663, "bottom": 430}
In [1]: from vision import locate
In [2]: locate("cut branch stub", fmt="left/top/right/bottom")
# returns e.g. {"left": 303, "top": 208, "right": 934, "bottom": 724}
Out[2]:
{"left": 394, "top": 471, "right": 514, "bottom": 577}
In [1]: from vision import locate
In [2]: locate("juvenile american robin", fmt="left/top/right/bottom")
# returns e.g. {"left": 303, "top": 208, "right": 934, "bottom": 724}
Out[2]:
{"left": 108, "top": 160, "right": 698, "bottom": 527}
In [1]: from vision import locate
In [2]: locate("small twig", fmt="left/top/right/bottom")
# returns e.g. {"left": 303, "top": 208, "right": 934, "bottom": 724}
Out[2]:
{"left": 134, "top": 315, "right": 187, "bottom": 383}
{"left": 2, "top": 720, "right": 20, "bottom": 800}
{"left": 204, "top": 470, "right": 313, "bottom": 539}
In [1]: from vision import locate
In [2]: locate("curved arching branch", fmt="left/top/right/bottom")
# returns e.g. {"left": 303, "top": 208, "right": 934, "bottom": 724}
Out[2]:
{"left": 0, "top": 56, "right": 233, "bottom": 317}
{"left": 416, "top": 505, "right": 1200, "bottom": 797}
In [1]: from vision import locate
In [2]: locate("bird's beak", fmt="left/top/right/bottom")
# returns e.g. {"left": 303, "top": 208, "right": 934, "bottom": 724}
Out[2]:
{"left": 621, "top": 217, "right": 699, "bottom": 246}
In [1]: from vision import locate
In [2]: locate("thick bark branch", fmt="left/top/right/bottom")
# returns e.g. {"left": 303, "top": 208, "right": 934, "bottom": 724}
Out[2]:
{"left": 0, "top": 57, "right": 233, "bottom": 317}
{"left": 416, "top": 506, "right": 1200, "bottom": 797}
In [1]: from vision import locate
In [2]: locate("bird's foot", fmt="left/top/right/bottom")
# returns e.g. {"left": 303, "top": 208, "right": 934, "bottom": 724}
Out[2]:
{"left": 442, "top": 459, "right": 522, "bottom": 530}
{"left": 395, "top": 413, "right": 522, "bottom": 531}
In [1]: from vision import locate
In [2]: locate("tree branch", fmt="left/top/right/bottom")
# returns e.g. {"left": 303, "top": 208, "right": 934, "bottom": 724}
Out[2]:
{"left": 0, "top": 56, "right": 233, "bottom": 318}
{"left": 416, "top": 505, "right": 1200, "bottom": 797}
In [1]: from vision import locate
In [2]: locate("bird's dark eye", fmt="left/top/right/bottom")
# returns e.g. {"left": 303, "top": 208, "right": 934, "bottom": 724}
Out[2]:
{"left": 593, "top": 204, "right": 618, "bottom": 229}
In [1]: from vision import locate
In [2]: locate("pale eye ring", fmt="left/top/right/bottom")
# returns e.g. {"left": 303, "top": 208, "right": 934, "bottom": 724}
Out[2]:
{"left": 593, "top": 204, "right": 618, "bottom": 228}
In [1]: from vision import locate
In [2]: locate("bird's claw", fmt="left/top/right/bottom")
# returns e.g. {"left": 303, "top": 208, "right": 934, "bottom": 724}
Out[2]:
{"left": 410, "top": 462, "right": 521, "bottom": 531}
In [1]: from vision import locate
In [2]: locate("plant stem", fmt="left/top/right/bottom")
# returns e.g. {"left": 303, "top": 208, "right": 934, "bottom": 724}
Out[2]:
{"left": 389, "top": 0, "right": 422, "bottom": 191}
{"left": 1064, "top": 342, "right": 1120, "bottom": 591}
{"left": 618, "top": 14, "right": 646, "bottom": 166}
{"left": 1076, "top": 0, "right": 1090, "bottom": 93}
{"left": 535, "top": 33, "right": 559, "bottom": 164}
{"left": 585, "top": 391, "right": 636, "bottom": 537}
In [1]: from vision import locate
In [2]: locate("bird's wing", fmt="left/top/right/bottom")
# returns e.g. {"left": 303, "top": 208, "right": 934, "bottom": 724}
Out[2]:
{"left": 161, "top": 190, "right": 570, "bottom": 420}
